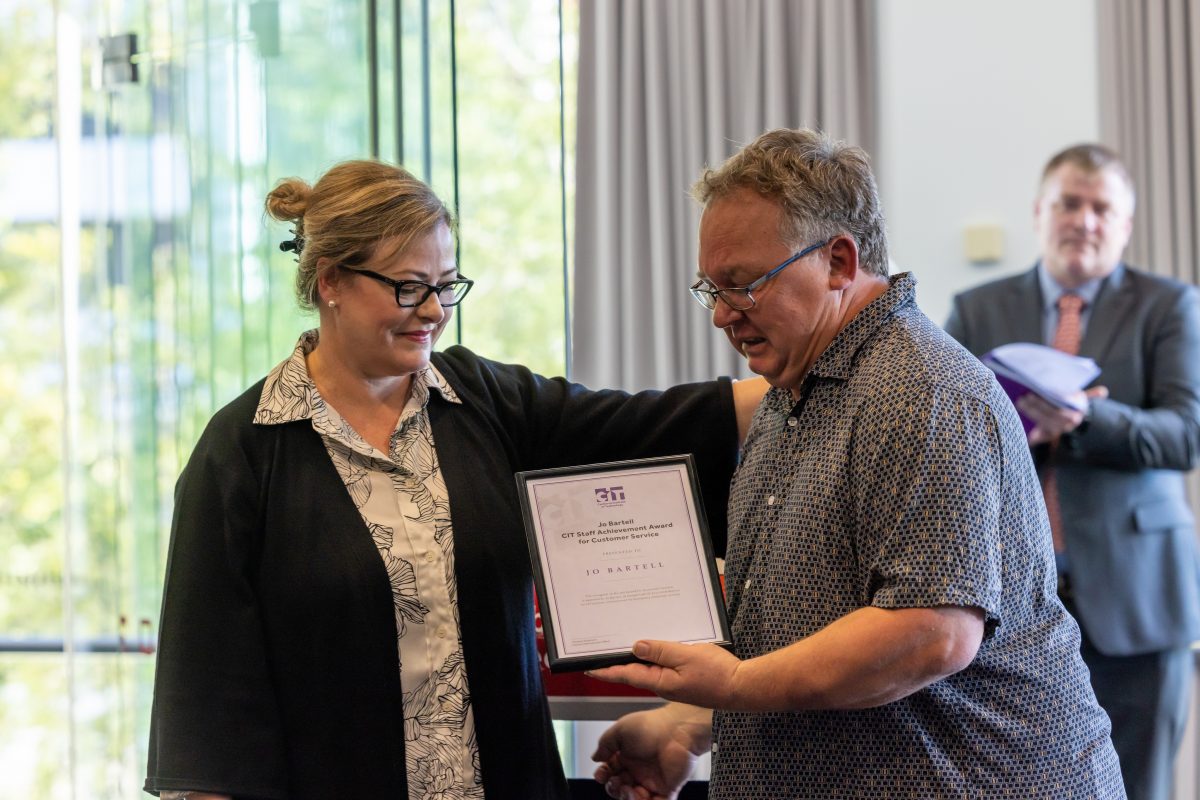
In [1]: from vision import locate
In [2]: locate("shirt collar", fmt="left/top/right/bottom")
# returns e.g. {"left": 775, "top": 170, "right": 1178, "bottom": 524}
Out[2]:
{"left": 253, "top": 329, "right": 461, "bottom": 426}
{"left": 810, "top": 271, "right": 918, "bottom": 382}
{"left": 1036, "top": 260, "right": 1117, "bottom": 313}
{"left": 761, "top": 272, "right": 917, "bottom": 416}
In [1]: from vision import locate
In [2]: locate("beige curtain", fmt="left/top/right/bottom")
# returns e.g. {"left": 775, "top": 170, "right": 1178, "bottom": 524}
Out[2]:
{"left": 571, "top": 0, "right": 878, "bottom": 390}
{"left": 1097, "top": 0, "right": 1200, "bottom": 285}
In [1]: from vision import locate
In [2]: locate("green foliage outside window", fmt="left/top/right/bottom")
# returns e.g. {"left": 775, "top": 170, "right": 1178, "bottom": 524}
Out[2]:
{"left": 0, "top": 0, "right": 578, "bottom": 795}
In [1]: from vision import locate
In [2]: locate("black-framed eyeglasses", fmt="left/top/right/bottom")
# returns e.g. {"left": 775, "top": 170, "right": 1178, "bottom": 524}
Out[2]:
{"left": 689, "top": 238, "right": 831, "bottom": 311}
{"left": 338, "top": 264, "right": 474, "bottom": 307}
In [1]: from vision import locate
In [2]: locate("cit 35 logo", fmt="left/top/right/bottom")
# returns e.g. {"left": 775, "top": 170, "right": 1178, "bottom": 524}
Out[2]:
{"left": 594, "top": 486, "right": 626, "bottom": 506}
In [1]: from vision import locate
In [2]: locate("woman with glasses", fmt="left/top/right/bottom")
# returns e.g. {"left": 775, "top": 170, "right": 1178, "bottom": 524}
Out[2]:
{"left": 144, "top": 160, "right": 763, "bottom": 800}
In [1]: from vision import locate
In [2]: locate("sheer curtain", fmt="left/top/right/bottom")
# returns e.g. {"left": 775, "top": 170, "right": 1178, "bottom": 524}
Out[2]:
{"left": 571, "top": 0, "right": 877, "bottom": 390}
{"left": 1097, "top": 0, "right": 1200, "bottom": 285}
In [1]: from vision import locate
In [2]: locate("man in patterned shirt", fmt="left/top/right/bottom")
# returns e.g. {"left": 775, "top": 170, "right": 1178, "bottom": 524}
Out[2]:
{"left": 588, "top": 128, "right": 1124, "bottom": 799}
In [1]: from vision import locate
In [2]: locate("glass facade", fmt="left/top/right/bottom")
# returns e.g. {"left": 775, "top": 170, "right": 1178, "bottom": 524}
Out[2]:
{"left": 0, "top": 0, "right": 577, "bottom": 795}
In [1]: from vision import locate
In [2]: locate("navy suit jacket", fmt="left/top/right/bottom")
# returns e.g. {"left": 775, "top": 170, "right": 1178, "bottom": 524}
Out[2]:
{"left": 945, "top": 263, "right": 1200, "bottom": 656}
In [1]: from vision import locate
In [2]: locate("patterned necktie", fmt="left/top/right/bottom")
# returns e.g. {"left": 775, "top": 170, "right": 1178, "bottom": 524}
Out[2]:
{"left": 1043, "top": 293, "right": 1085, "bottom": 554}
{"left": 1052, "top": 293, "right": 1084, "bottom": 355}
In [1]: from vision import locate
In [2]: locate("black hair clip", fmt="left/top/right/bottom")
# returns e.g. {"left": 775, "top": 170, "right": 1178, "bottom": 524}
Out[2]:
{"left": 279, "top": 229, "right": 305, "bottom": 254}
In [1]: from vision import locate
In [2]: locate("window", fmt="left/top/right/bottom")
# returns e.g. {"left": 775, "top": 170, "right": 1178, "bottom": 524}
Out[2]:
{"left": 0, "top": 0, "right": 578, "bottom": 793}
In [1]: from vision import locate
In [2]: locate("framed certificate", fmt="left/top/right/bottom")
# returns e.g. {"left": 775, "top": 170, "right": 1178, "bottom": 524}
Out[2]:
{"left": 517, "top": 454, "right": 731, "bottom": 672}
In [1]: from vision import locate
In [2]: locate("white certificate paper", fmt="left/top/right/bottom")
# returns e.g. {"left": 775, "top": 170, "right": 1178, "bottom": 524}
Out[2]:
{"left": 517, "top": 455, "right": 731, "bottom": 672}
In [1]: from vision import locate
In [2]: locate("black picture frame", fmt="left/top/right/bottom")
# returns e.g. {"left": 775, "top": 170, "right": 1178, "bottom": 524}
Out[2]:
{"left": 516, "top": 454, "right": 731, "bottom": 673}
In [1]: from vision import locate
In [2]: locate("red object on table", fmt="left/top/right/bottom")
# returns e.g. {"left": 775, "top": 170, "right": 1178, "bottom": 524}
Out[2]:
{"left": 534, "top": 592, "right": 654, "bottom": 697}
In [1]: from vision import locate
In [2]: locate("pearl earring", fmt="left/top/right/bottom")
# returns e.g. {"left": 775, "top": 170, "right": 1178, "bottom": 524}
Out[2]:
{"left": 328, "top": 300, "right": 337, "bottom": 308}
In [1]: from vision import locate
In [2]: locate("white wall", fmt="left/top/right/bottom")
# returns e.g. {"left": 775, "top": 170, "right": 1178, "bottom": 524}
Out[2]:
{"left": 875, "top": 0, "right": 1100, "bottom": 326}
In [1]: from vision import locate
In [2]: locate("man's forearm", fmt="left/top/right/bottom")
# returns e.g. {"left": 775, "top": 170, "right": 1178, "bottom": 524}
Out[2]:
{"left": 729, "top": 605, "right": 984, "bottom": 712}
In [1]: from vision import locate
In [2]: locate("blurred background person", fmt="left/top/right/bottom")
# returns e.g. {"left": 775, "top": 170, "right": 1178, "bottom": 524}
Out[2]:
{"left": 945, "top": 143, "right": 1200, "bottom": 800}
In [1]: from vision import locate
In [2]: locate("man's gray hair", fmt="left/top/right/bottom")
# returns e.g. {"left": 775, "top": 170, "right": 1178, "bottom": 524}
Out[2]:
{"left": 692, "top": 128, "right": 889, "bottom": 277}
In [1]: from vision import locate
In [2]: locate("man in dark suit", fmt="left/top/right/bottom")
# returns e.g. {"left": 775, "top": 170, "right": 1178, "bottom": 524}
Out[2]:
{"left": 945, "top": 143, "right": 1200, "bottom": 800}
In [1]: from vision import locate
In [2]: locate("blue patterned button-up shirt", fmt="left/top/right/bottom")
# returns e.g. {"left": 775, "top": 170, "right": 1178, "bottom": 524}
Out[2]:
{"left": 710, "top": 274, "right": 1124, "bottom": 799}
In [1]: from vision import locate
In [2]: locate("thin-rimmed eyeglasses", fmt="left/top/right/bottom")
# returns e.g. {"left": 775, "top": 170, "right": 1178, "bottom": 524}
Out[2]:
{"left": 689, "top": 238, "right": 831, "bottom": 311}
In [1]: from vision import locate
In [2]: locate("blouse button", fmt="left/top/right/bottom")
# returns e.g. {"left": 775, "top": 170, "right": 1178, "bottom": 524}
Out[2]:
{"left": 424, "top": 551, "right": 436, "bottom": 563}
{"left": 436, "top": 626, "right": 448, "bottom": 639}
{"left": 787, "top": 417, "right": 798, "bottom": 428}
{"left": 767, "top": 495, "right": 776, "bottom": 506}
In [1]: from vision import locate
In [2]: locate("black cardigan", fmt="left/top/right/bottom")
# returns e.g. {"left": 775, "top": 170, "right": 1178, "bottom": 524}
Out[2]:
{"left": 145, "top": 345, "right": 737, "bottom": 799}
